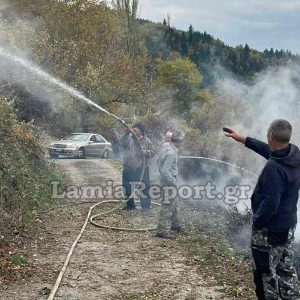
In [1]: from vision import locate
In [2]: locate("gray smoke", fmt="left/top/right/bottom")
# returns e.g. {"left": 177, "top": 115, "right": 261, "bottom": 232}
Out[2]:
{"left": 213, "top": 62, "right": 300, "bottom": 240}
{"left": 0, "top": 1, "right": 72, "bottom": 111}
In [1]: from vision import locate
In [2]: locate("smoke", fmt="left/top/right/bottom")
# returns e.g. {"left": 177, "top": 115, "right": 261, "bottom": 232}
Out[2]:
{"left": 209, "top": 62, "right": 300, "bottom": 240}
{"left": 0, "top": 1, "right": 74, "bottom": 114}
{"left": 216, "top": 64, "right": 300, "bottom": 143}
{"left": 1, "top": 0, "right": 300, "bottom": 243}
{"left": 169, "top": 62, "right": 300, "bottom": 248}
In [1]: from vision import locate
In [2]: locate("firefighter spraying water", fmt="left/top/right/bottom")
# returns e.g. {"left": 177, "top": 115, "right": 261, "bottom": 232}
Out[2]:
{"left": 3, "top": 45, "right": 297, "bottom": 300}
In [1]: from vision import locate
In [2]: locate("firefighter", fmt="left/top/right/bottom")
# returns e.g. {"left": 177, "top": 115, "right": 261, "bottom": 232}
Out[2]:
{"left": 120, "top": 122, "right": 155, "bottom": 211}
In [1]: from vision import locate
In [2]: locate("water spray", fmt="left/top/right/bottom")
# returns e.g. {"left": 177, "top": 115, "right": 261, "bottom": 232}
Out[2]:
{"left": 0, "top": 47, "right": 124, "bottom": 123}
{"left": 0, "top": 78, "right": 27, "bottom": 88}
{"left": 0, "top": 47, "right": 257, "bottom": 299}
{"left": 0, "top": 46, "right": 149, "bottom": 299}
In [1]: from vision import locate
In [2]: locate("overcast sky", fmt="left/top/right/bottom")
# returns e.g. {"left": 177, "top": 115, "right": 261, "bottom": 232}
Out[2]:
{"left": 138, "top": 0, "right": 300, "bottom": 55}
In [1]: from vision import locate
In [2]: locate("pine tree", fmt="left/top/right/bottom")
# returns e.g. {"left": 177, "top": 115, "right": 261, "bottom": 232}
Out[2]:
{"left": 188, "top": 25, "right": 194, "bottom": 44}
{"left": 181, "top": 31, "right": 188, "bottom": 56}
{"left": 242, "top": 44, "right": 250, "bottom": 62}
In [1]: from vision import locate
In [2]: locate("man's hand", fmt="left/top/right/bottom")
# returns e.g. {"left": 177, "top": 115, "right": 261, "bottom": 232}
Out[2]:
{"left": 223, "top": 127, "right": 246, "bottom": 144}
{"left": 125, "top": 127, "right": 134, "bottom": 136}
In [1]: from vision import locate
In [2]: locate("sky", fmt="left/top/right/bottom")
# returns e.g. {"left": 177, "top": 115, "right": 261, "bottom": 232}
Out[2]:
{"left": 138, "top": 0, "right": 300, "bottom": 55}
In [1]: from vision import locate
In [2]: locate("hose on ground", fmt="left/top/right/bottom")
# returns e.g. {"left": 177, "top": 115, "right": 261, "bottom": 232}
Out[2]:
{"left": 47, "top": 198, "right": 160, "bottom": 300}
{"left": 48, "top": 118, "right": 149, "bottom": 300}
{"left": 90, "top": 200, "right": 161, "bottom": 232}
{"left": 47, "top": 121, "right": 257, "bottom": 299}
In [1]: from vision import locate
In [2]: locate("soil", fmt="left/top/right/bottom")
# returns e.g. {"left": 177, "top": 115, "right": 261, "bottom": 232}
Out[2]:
{"left": 0, "top": 158, "right": 229, "bottom": 300}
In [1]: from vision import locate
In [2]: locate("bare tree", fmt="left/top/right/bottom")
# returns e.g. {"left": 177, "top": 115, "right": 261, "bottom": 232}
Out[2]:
{"left": 112, "top": 0, "right": 140, "bottom": 57}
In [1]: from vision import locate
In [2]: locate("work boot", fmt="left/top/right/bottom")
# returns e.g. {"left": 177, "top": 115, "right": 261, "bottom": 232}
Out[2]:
{"left": 155, "top": 232, "right": 175, "bottom": 239}
{"left": 122, "top": 205, "right": 136, "bottom": 211}
{"left": 122, "top": 199, "right": 136, "bottom": 210}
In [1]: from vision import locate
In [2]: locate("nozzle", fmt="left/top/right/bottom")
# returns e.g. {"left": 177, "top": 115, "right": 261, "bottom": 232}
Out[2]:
{"left": 115, "top": 117, "right": 126, "bottom": 126}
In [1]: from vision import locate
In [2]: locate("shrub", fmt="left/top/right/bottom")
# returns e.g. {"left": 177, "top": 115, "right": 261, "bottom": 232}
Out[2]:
{"left": 0, "top": 98, "right": 61, "bottom": 245}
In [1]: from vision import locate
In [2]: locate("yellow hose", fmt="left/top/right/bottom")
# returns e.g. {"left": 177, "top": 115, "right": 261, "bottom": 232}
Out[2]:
{"left": 47, "top": 199, "right": 160, "bottom": 300}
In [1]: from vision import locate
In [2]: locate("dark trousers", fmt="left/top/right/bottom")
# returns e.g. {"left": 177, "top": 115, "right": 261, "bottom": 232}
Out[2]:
{"left": 122, "top": 165, "right": 151, "bottom": 209}
{"left": 251, "top": 227, "right": 300, "bottom": 299}
{"left": 112, "top": 142, "right": 120, "bottom": 158}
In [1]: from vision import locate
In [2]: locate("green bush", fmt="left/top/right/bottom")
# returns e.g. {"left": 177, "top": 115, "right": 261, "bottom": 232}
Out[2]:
{"left": 0, "top": 98, "right": 62, "bottom": 244}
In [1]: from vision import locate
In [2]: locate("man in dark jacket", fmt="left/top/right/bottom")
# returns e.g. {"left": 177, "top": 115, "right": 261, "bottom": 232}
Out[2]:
{"left": 120, "top": 122, "right": 155, "bottom": 211}
{"left": 225, "top": 119, "right": 300, "bottom": 300}
{"left": 111, "top": 128, "right": 120, "bottom": 159}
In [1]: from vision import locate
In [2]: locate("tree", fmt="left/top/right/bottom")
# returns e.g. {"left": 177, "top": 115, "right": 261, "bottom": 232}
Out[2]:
{"left": 242, "top": 44, "right": 250, "bottom": 62}
{"left": 181, "top": 32, "right": 188, "bottom": 56}
{"left": 4, "top": 0, "right": 151, "bottom": 132}
{"left": 188, "top": 24, "right": 194, "bottom": 43}
{"left": 112, "top": 0, "right": 140, "bottom": 57}
{"left": 156, "top": 56, "right": 203, "bottom": 115}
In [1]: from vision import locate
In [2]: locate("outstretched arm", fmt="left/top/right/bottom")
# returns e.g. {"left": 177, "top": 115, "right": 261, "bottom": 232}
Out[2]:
{"left": 244, "top": 137, "right": 271, "bottom": 160}
{"left": 224, "top": 127, "right": 271, "bottom": 159}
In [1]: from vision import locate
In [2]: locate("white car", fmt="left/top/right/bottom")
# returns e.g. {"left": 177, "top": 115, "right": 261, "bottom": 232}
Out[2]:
{"left": 48, "top": 133, "right": 112, "bottom": 159}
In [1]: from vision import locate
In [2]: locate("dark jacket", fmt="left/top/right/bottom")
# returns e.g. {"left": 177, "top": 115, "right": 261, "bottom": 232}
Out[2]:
{"left": 120, "top": 131, "right": 155, "bottom": 169}
{"left": 245, "top": 137, "right": 300, "bottom": 231}
{"left": 112, "top": 131, "right": 120, "bottom": 144}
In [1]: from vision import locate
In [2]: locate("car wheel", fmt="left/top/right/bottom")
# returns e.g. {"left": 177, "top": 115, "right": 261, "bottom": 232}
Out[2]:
{"left": 49, "top": 153, "right": 59, "bottom": 159}
{"left": 78, "top": 147, "right": 86, "bottom": 159}
{"left": 102, "top": 149, "right": 109, "bottom": 159}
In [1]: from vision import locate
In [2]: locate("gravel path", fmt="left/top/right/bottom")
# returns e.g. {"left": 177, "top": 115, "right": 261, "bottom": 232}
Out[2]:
{"left": 1, "top": 158, "right": 228, "bottom": 300}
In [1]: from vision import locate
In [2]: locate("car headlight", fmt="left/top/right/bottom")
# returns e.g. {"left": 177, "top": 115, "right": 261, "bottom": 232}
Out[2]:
{"left": 67, "top": 145, "right": 77, "bottom": 150}
{"left": 48, "top": 143, "right": 55, "bottom": 148}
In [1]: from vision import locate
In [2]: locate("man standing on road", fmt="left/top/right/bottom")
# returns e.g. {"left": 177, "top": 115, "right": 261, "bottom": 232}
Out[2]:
{"left": 156, "top": 131, "right": 184, "bottom": 239}
{"left": 120, "top": 122, "right": 155, "bottom": 211}
{"left": 225, "top": 120, "right": 300, "bottom": 300}
{"left": 111, "top": 128, "right": 120, "bottom": 159}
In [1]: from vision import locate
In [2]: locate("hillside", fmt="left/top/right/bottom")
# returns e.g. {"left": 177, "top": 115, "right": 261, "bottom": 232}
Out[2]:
{"left": 139, "top": 19, "right": 299, "bottom": 85}
{"left": 1, "top": 1, "right": 300, "bottom": 299}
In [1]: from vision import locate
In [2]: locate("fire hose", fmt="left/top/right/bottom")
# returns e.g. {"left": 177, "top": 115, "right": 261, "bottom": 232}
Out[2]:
{"left": 47, "top": 118, "right": 258, "bottom": 299}
{"left": 47, "top": 117, "right": 158, "bottom": 300}
{"left": 0, "top": 46, "right": 257, "bottom": 299}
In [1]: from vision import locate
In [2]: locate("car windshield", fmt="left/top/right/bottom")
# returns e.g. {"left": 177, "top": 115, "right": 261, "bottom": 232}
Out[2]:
{"left": 63, "top": 134, "right": 90, "bottom": 142}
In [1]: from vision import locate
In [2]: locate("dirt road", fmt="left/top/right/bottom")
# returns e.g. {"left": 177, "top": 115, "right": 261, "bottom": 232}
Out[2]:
{"left": 1, "top": 158, "right": 228, "bottom": 300}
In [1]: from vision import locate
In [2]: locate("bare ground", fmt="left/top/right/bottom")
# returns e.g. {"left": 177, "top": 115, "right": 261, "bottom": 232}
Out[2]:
{"left": 0, "top": 158, "right": 229, "bottom": 300}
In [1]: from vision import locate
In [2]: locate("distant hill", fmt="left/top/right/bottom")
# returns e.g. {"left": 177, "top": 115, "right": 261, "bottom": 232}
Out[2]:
{"left": 139, "top": 19, "right": 299, "bottom": 86}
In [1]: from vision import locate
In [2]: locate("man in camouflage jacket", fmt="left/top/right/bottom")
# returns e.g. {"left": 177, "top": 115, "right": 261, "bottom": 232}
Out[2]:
{"left": 120, "top": 122, "right": 155, "bottom": 211}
